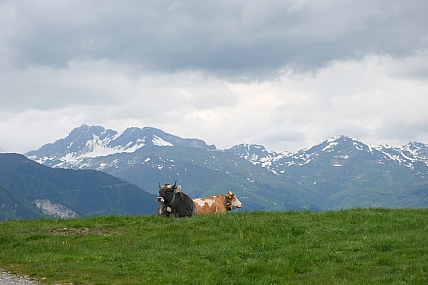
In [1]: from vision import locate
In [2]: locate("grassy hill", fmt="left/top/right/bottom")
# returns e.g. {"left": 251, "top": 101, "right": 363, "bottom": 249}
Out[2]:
{"left": 1, "top": 209, "right": 427, "bottom": 284}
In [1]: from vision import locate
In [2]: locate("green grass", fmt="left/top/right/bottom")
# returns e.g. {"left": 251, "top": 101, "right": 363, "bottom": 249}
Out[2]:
{"left": 1, "top": 209, "right": 427, "bottom": 284}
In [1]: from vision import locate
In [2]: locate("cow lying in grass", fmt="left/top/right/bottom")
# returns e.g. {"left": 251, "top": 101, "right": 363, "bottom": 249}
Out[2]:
{"left": 156, "top": 182, "right": 198, "bottom": 218}
{"left": 193, "top": 191, "right": 243, "bottom": 215}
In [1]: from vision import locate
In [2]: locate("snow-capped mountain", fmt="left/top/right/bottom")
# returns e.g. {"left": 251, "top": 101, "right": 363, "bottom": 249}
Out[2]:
{"left": 25, "top": 126, "right": 428, "bottom": 210}
{"left": 373, "top": 142, "right": 428, "bottom": 176}
{"left": 227, "top": 135, "right": 428, "bottom": 178}
{"left": 227, "top": 135, "right": 428, "bottom": 209}
{"left": 26, "top": 124, "right": 215, "bottom": 169}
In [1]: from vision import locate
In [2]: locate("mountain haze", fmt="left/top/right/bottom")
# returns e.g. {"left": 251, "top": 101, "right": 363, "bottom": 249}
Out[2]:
{"left": 25, "top": 125, "right": 428, "bottom": 211}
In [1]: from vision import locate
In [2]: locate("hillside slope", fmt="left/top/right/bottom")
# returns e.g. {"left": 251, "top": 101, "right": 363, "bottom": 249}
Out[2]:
{"left": 0, "top": 184, "right": 46, "bottom": 221}
{"left": 0, "top": 153, "right": 158, "bottom": 220}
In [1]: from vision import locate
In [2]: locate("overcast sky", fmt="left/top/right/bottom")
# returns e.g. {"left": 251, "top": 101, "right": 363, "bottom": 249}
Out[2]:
{"left": 1, "top": 0, "right": 428, "bottom": 153}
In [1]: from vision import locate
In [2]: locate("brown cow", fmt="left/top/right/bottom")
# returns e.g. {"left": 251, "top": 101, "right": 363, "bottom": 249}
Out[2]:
{"left": 193, "top": 191, "right": 243, "bottom": 215}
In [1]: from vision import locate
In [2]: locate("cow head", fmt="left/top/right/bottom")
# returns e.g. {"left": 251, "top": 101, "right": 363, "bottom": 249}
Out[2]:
{"left": 225, "top": 191, "right": 243, "bottom": 210}
{"left": 156, "top": 181, "right": 181, "bottom": 205}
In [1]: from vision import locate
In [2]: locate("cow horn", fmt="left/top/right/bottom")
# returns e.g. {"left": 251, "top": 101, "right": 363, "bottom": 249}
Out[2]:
{"left": 158, "top": 182, "right": 161, "bottom": 189}
{"left": 172, "top": 180, "right": 177, "bottom": 188}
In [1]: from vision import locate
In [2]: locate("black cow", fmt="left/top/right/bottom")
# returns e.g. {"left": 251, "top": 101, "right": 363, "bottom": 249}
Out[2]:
{"left": 156, "top": 182, "right": 198, "bottom": 218}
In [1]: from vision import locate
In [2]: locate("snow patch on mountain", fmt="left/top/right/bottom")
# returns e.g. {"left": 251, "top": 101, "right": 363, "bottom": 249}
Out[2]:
{"left": 322, "top": 141, "right": 338, "bottom": 152}
{"left": 152, "top": 135, "right": 173, "bottom": 147}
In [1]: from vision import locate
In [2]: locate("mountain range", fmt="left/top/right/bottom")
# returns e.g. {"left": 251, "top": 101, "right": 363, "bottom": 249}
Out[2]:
{"left": 24, "top": 125, "right": 428, "bottom": 212}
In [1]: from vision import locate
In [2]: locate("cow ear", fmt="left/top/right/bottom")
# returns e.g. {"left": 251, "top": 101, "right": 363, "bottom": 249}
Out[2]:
{"left": 175, "top": 185, "right": 181, "bottom": 193}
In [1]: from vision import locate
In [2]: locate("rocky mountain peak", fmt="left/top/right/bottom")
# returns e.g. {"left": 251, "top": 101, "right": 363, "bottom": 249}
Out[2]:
{"left": 26, "top": 125, "right": 216, "bottom": 168}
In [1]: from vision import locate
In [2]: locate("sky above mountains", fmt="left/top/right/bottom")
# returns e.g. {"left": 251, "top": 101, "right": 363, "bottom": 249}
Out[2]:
{"left": 1, "top": 0, "right": 428, "bottom": 153}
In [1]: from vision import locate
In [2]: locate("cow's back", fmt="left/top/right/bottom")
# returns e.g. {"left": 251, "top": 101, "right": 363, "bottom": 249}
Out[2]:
{"left": 193, "top": 195, "right": 227, "bottom": 215}
{"left": 173, "top": 192, "right": 198, "bottom": 217}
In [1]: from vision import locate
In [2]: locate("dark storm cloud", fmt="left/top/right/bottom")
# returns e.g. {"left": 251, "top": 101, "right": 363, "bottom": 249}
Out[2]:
{"left": 3, "top": 0, "right": 427, "bottom": 80}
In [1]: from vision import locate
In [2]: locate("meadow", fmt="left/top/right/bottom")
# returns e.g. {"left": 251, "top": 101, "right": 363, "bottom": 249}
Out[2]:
{"left": 0, "top": 209, "right": 427, "bottom": 284}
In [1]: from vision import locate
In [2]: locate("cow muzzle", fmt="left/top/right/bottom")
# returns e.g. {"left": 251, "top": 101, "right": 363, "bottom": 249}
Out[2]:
{"left": 156, "top": 197, "right": 165, "bottom": 204}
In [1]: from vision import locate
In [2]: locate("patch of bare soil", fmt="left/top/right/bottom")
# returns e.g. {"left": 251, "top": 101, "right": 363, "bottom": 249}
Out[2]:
{"left": 45, "top": 227, "right": 120, "bottom": 236}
